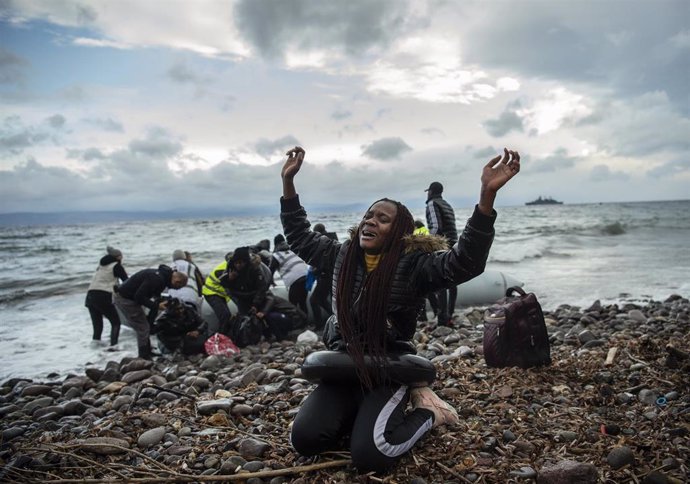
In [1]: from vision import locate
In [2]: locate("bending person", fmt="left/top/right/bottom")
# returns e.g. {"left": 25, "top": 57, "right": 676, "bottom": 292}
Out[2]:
{"left": 270, "top": 234, "right": 309, "bottom": 316}
{"left": 280, "top": 145, "right": 520, "bottom": 474}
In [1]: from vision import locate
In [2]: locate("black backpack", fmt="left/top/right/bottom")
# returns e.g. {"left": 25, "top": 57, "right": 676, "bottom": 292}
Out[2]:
{"left": 233, "top": 313, "right": 265, "bottom": 347}
{"left": 482, "top": 287, "right": 551, "bottom": 368}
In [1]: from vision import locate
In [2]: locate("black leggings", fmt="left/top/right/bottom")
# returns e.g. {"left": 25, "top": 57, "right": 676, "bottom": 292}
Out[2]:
{"left": 290, "top": 383, "right": 434, "bottom": 474}
{"left": 85, "top": 290, "right": 121, "bottom": 345}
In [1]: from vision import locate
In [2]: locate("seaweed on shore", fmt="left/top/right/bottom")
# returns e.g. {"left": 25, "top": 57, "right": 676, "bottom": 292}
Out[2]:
{"left": 1, "top": 296, "right": 688, "bottom": 483}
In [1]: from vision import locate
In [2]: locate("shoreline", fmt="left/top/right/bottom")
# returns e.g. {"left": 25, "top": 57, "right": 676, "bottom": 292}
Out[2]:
{"left": 1, "top": 295, "right": 688, "bottom": 483}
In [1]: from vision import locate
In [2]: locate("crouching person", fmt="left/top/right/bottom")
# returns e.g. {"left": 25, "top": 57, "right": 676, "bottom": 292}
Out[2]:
{"left": 151, "top": 297, "right": 208, "bottom": 356}
{"left": 114, "top": 265, "right": 187, "bottom": 359}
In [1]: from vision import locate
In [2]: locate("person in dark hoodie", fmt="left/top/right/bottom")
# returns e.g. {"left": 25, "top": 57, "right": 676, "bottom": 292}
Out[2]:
{"left": 425, "top": 181, "right": 459, "bottom": 326}
{"left": 113, "top": 265, "right": 188, "bottom": 359}
{"left": 85, "top": 246, "right": 128, "bottom": 347}
{"left": 221, "top": 246, "right": 306, "bottom": 343}
{"left": 221, "top": 246, "right": 273, "bottom": 316}
{"left": 280, "top": 145, "right": 520, "bottom": 474}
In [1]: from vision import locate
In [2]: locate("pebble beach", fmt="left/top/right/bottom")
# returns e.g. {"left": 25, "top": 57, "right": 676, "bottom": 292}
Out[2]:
{"left": 1, "top": 295, "right": 688, "bottom": 483}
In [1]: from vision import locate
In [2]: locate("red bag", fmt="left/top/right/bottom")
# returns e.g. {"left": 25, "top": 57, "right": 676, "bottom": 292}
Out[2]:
{"left": 204, "top": 333, "right": 240, "bottom": 357}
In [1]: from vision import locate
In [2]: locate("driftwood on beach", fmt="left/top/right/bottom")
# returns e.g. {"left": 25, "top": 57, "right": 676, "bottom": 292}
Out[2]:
{"left": 1, "top": 295, "right": 688, "bottom": 483}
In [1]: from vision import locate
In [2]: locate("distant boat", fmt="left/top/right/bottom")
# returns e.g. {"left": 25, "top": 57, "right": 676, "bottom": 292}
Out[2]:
{"left": 526, "top": 196, "right": 563, "bottom": 206}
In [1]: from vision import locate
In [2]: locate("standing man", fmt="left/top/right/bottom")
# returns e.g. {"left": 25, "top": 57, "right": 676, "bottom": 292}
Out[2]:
{"left": 114, "top": 264, "right": 188, "bottom": 359}
{"left": 425, "top": 181, "right": 458, "bottom": 326}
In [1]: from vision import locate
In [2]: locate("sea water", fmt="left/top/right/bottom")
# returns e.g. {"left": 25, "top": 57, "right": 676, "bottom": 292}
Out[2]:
{"left": 1, "top": 200, "right": 688, "bottom": 381}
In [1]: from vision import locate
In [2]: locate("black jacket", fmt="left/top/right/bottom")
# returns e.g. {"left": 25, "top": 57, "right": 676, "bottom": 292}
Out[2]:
{"left": 152, "top": 299, "right": 207, "bottom": 351}
{"left": 426, "top": 194, "right": 458, "bottom": 243}
{"left": 116, "top": 264, "right": 173, "bottom": 310}
{"left": 219, "top": 255, "right": 273, "bottom": 314}
{"left": 280, "top": 195, "right": 496, "bottom": 353}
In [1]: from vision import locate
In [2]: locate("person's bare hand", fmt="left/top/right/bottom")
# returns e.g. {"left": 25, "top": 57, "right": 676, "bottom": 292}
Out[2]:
{"left": 281, "top": 146, "right": 305, "bottom": 180}
{"left": 481, "top": 148, "right": 520, "bottom": 194}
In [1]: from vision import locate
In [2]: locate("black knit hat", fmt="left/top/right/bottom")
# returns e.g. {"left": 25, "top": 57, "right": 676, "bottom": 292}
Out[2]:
{"left": 274, "top": 234, "right": 286, "bottom": 246}
{"left": 231, "top": 246, "right": 251, "bottom": 264}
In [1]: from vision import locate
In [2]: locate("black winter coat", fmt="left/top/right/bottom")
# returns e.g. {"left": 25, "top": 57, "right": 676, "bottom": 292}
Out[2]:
{"left": 219, "top": 255, "right": 273, "bottom": 314}
{"left": 426, "top": 194, "right": 458, "bottom": 243}
{"left": 280, "top": 195, "right": 496, "bottom": 353}
{"left": 116, "top": 265, "right": 173, "bottom": 310}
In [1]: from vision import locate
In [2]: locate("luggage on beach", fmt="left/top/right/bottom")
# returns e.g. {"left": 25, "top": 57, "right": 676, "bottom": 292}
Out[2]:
{"left": 204, "top": 333, "right": 240, "bottom": 357}
{"left": 483, "top": 286, "right": 551, "bottom": 368}
{"left": 233, "top": 313, "right": 265, "bottom": 347}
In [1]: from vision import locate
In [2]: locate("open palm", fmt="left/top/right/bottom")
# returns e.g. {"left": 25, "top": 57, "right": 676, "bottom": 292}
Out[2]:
{"left": 482, "top": 148, "right": 520, "bottom": 193}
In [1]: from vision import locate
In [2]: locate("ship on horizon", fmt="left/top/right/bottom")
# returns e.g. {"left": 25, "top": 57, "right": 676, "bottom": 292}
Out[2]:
{"left": 525, "top": 196, "right": 564, "bottom": 206}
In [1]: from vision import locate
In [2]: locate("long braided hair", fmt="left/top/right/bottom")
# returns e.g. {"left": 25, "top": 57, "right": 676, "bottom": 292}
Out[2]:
{"left": 335, "top": 198, "right": 415, "bottom": 388}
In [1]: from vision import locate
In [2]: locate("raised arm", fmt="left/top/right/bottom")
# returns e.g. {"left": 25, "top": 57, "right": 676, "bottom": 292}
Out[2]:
{"left": 281, "top": 146, "right": 305, "bottom": 199}
{"left": 478, "top": 148, "right": 520, "bottom": 215}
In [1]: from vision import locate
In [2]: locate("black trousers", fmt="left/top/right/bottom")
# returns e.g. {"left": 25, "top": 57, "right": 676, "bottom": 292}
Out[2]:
{"left": 435, "top": 285, "right": 457, "bottom": 324}
{"left": 309, "top": 275, "right": 332, "bottom": 328}
{"left": 290, "top": 383, "right": 434, "bottom": 474}
{"left": 205, "top": 294, "right": 233, "bottom": 336}
{"left": 288, "top": 275, "right": 309, "bottom": 316}
{"left": 85, "top": 290, "right": 121, "bottom": 345}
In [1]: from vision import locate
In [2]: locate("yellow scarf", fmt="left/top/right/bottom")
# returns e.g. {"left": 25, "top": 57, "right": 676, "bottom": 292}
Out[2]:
{"left": 364, "top": 253, "right": 381, "bottom": 273}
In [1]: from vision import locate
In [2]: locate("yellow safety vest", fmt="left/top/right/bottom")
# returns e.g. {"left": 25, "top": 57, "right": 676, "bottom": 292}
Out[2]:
{"left": 202, "top": 261, "right": 230, "bottom": 300}
{"left": 413, "top": 226, "right": 429, "bottom": 235}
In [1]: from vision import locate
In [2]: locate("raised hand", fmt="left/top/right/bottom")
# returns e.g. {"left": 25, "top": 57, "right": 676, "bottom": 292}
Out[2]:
{"left": 281, "top": 146, "right": 305, "bottom": 180}
{"left": 281, "top": 146, "right": 305, "bottom": 199}
{"left": 482, "top": 148, "right": 520, "bottom": 194}
{"left": 478, "top": 148, "right": 521, "bottom": 215}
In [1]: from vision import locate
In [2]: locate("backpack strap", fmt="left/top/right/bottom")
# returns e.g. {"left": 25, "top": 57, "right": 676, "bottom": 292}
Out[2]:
{"left": 506, "top": 286, "right": 526, "bottom": 297}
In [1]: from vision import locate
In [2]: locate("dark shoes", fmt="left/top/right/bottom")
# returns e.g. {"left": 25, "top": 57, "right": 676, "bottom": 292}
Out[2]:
{"left": 138, "top": 342, "right": 153, "bottom": 360}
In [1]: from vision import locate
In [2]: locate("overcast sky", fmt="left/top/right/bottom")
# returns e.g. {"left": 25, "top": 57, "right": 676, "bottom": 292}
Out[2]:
{"left": 1, "top": 0, "right": 688, "bottom": 214}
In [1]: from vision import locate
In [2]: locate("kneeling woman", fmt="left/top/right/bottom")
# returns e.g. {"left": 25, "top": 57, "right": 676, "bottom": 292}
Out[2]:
{"left": 280, "top": 146, "right": 520, "bottom": 474}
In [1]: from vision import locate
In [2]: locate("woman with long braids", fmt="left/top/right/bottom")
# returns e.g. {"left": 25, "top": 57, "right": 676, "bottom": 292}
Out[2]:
{"left": 280, "top": 146, "right": 520, "bottom": 474}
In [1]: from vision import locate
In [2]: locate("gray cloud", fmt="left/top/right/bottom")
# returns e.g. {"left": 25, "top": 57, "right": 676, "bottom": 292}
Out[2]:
{"left": 461, "top": 1, "right": 690, "bottom": 114}
{"left": 128, "top": 128, "right": 184, "bottom": 159}
{"left": 167, "top": 62, "right": 201, "bottom": 84}
{"left": 421, "top": 127, "right": 445, "bottom": 137}
{"left": 483, "top": 104, "right": 524, "bottom": 137}
{"left": 589, "top": 164, "right": 630, "bottom": 182}
{"left": 647, "top": 158, "right": 690, "bottom": 178}
{"left": 66, "top": 147, "right": 107, "bottom": 161}
{"left": 0, "top": 47, "right": 28, "bottom": 85}
{"left": 84, "top": 117, "right": 124, "bottom": 132}
{"left": 76, "top": 4, "right": 98, "bottom": 25}
{"left": 0, "top": 115, "right": 52, "bottom": 155}
{"left": 361, "top": 137, "right": 412, "bottom": 160}
{"left": 46, "top": 114, "right": 66, "bottom": 129}
{"left": 59, "top": 85, "right": 88, "bottom": 102}
{"left": 252, "top": 135, "right": 301, "bottom": 159}
{"left": 233, "top": 0, "right": 424, "bottom": 59}
{"left": 473, "top": 146, "right": 497, "bottom": 159}
{"left": 529, "top": 148, "right": 578, "bottom": 173}
{"left": 331, "top": 109, "right": 352, "bottom": 120}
